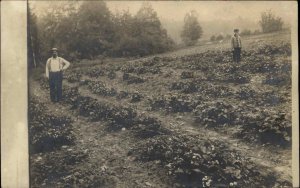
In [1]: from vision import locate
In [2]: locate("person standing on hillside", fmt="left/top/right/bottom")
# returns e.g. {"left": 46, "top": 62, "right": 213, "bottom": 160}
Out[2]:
{"left": 45, "top": 48, "right": 70, "bottom": 102}
{"left": 231, "top": 29, "right": 242, "bottom": 63}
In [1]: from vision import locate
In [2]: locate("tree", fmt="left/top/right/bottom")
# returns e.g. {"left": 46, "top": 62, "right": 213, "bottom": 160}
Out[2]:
{"left": 210, "top": 35, "right": 216, "bottom": 42}
{"left": 181, "top": 10, "right": 203, "bottom": 46}
{"left": 110, "top": 10, "right": 137, "bottom": 56}
{"left": 36, "top": 2, "right": 79, "bottom": 61}
{"left": 216, "top": 34, "right": 224, "bottom": 41}
{"left": 240, "top": 29, "right": 252, "bottom": 36}
{"left": 225, "top": 34, "right": 231, "bottom": 40}
{"left": 32, "top": 1, "right": 174, "bottom": 60}
{"left": 114, "top": 2, "right": 173, "bottom": 56}
{"left": 259, "top": 10, "right": 283, "bottom": 33}
{"left": 28, "top": 6, "right": 40, "bottom": 68}
{"left": 37, "top": 1, "right": 114, "bottom": 60}
{"left": 72, "top": 1, "right": 114, "bottom": 58}
{"left": 253, "top": 30, "right": 261, "bottom": 35}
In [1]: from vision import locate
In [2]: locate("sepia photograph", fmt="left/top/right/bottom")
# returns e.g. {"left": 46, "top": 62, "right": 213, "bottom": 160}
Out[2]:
{"left": 1, "top": 0, "right": 298, "bottom": 187}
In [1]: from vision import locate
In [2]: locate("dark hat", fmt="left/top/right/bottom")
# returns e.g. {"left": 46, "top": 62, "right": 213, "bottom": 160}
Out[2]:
{"left": 234, "top": 29, "right": 239, "bottom": 32}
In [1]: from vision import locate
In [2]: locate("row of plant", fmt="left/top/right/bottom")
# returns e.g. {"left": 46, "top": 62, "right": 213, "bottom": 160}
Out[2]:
{"left": 121, "top": 63, "right": 161, "bottom": 75}
{"left": 146, "top": 87, "right": 290, "bottom": 146}
{"left": 263, "top": 73, "right": 291, "bottom": 86}
{"left": 170, "top": 79, "right": 289, "bottom": 106}
{"left": 64, "top": 72, "right": 82, "bottom": 83}
{"left": 123, "top": 73, "right": 145, "bottom": 84}
{"left": 36, "top": 78, "right": 291, "bottom": 187}
{"left": 193, "top": 100, "right": 291, "bottom": 147}
{"left": 63, "top": 86, "right": 167, "bottom": 137}
{"left": 147, "top": 93, "right": 201, "bottom": 113}
{"left": 127, "top": 56, "right": 176, "bottom": 68}
{"left": 118, "top": 42, "right": 291, "bottom": 74}
{"left": 86, "top": 80, "right": 118, "bottom": 97}
{"left": 61, "top": 85, "right": 290, "bottom": 187}
{"left": 179, "top": 42, "right": 290, "bottom": 64}
{"left": 130, "top": 131, "right": 291, "bottom": 187}
{"left": 70, "top": 43, "right": 291, "bottom": 92}
{"left": 30, "top": 148, "right": 93, "bottom": 187}
{"left": 85, "top": 68, "right": 106, "bottom": 78}
{"left": 85, "top": 79, "right": 143, "bottom": 102}
{"left": 170, "top": 80, "right": 235, "bottom": 97}
{"left": 29, "top": 98, "right": 106, "bottom": 187}
{"left": 29, "top": 98, "right": 75, "bottom": 154}
{"left": 122, "top": 43, "right": 291, "bottom": 82}
{"left": 38, "top": 77, "right": 49, "bottom": 90}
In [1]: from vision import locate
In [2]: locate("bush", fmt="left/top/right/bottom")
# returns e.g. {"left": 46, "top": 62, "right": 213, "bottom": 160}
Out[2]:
{"left": 259, "top": 10, "right": 284, "bottom": 33}
{"left": 123, "top": 73, "right": 144, "bottom": 84}
{"left": 180, "top": 71, "right": 194, "bottom": 79}
{"left": 31, "top": 2, "right": 174, "bottom": 62}
{"left": 181, "top": 10, "right": 203, "bottom": 46}
{"left": 216, "top": 34, "right": 224, "bottom": 41}
{"left": 240, "top": 29, "right": 252, "bottom": 36}
{"left": 253, "top": 30, "right": 261, "bottom": 35}
{"left": 225, "top": 34, "right": 231, "bottom": 40}
{"left": 29, "top": 99, "right": 75, "bottom": 153}
{"left": 194, "top": 101, "right": 236, "bottom": 127}
{"left": 110, "top": 3, "right": 174, "bottom": 57}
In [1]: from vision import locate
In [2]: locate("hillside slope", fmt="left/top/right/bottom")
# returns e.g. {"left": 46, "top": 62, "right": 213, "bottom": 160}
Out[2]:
{"left": 29, "top": 31, "right": 292, "bottom": 187}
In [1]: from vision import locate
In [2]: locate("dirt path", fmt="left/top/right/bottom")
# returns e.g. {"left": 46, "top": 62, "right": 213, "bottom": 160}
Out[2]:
{"left": 65, "top": 74, "right": 292, "bottom": 184}
{"left": 30, "top": 79, "right": 171, "bottom": 188}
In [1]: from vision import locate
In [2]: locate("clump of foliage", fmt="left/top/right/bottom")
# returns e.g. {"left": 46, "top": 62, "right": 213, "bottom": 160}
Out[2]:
{"left": 240, "top": 29, "right": 252, "bottom": 36}
{"left": 259, "top": 10, "right": 284, "bottom": 33}
{"left": 181, "top": 10, "right": 203, "bottom": 46}
{"left": 28, "top": 1, "right": 174, "bottom": 64}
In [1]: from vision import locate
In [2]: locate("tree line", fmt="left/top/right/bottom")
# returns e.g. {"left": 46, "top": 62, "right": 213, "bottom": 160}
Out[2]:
{"left": 209, "top": 10, "right": 285, "bottom": 42}
{"left": 28, "top": 2, "right": 286, "bottom": 67}
{"left": 28, "top": 2, "right": 175, "bottom": 66}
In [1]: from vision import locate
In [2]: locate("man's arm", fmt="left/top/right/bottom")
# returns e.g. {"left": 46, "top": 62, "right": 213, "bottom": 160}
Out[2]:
{"left": 45, "top": 59, "right": 50, "bottom": 78}
{"left": 239, "top": 36, "right": 242, "bottom": 48}
{"left": 61, "top": 58, "right": 70, "bottom": 70}
{"left": 231, "top": 37, "right": 234, "bottom": 50}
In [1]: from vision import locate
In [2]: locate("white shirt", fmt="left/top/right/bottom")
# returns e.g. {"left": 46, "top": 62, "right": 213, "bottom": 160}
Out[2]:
{"left": 45, "top": 57, "right": 70, "bottom": 78}
{"left": 231, "top": 35, "right": 242, "bottom": 48}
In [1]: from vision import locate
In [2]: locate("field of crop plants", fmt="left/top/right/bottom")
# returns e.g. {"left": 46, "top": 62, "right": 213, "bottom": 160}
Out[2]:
{"left": 29, "top": 31, "right": 292, "bottom": 187}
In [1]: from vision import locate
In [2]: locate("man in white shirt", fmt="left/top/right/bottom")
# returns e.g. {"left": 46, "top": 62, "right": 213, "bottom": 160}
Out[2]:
{"left": 231, "top": 29, "right": 242, "bottom": 63}
{"left": 45, "top": 48, "right": 70, "bottom": 102}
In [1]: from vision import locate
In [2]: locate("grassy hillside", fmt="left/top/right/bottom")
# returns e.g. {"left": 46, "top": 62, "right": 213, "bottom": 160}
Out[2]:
{"left": 29, "top": 31, "right": 292, "bottom": 187}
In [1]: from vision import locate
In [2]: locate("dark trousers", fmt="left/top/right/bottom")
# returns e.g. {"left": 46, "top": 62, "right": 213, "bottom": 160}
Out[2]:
{"left": 49, "top": 71, "right": 63, "bottom": 102}
{"left": 233, "top": 48, "right": 241, "bottom": 63}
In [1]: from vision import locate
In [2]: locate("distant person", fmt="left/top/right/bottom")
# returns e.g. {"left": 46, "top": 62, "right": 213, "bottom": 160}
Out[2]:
{"left": 45, "top": 48, "right": 70, "bottom": 102}
{"left": 231, "top": 29, "right": 242, "bottom": 63}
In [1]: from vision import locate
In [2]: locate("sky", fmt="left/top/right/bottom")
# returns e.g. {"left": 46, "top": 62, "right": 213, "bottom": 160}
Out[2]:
{"left": 30, "top": 1, "right": 297, "bottom": 42}
{"left": 106, "top": 1, "right": 296, "bottom": 23}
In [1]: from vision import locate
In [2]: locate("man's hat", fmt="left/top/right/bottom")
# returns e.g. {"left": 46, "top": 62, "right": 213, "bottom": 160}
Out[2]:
{"left": 51, "top": 48, "right": 58, "bottom": 51}
{"left": 234, "top": 29, "right": 239, "bottom": 32}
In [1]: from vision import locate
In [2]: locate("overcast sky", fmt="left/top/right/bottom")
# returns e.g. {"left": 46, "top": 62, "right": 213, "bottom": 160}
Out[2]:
{"left": 108, "top": 1, "right": 295, "bottom": 23}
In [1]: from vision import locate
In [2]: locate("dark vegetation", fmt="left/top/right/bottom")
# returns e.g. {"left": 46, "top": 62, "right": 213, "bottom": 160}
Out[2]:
{"left": 131, "top": 133, "right": 291, "bottom": 187}
{"left": 259, "top": 10, "right": 284, "bottom": 33}
{"left": 29, "top": 98, "right": 75, "bottom": 154}
{"left": 210, "top": 10, "right": 285, "bottom": 42}
{"left": 28, "top": 2, "right": 174, "bottom": 65}
{"left": 181, "top": 10, "right": 203, "bottom": 46}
